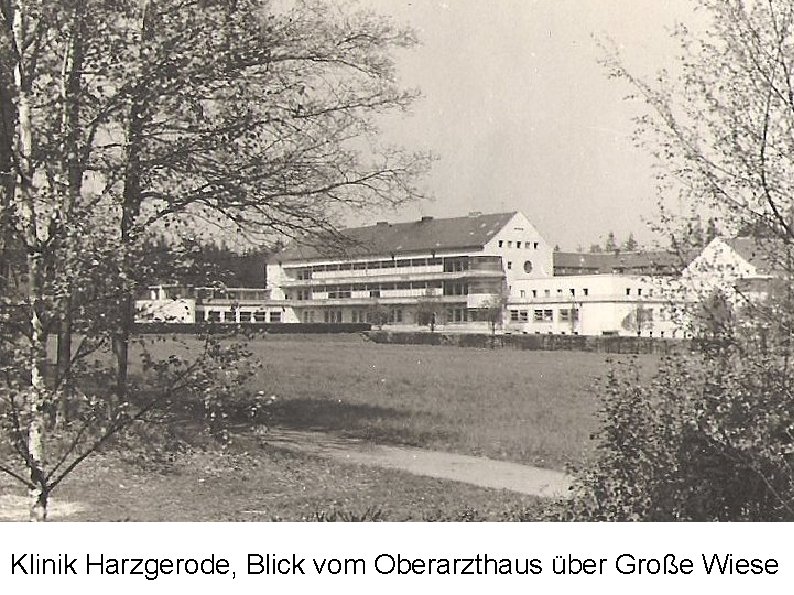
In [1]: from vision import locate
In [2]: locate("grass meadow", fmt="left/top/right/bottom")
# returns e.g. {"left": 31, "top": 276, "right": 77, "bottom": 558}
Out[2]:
{"left": 140, "top": 333, "right": 653, "bottom": 469}
{"left": 1, "top": 334, "right": 657, "bottom": 520}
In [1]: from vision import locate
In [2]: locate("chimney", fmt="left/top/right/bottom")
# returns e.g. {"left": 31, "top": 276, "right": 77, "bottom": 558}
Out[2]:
{"left": 420, "top": 216, "right": 433, "bottom": 223}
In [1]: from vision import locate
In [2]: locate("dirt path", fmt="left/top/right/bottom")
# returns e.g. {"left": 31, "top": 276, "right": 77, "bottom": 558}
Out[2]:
{"left": 263, "top": 428, "right": 572, "bottom": 498}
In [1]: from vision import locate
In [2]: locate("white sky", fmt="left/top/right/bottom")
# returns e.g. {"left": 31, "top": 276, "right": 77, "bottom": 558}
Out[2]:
{"left": 353, "top": 0, "right": 698, "bottom": 250}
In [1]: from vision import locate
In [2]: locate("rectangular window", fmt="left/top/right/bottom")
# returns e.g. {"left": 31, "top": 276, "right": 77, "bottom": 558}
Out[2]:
{"left": 533, "top": 242, "right": 539, "bottom": 249}
{"left": 254, "top": 311, "right": 267, "bottom": 323}
{"left": 569, "top": 289, "right": 575, "bottom": 296}
{"left": 543, "top": 309, "right": 553, "bottom": 322}
{"left": 533, "top": 310, "right": 543, "bottom": 322}
{"left": 498, "top": 240, "right": 503, "bottom": 247}
{"left": 507, "top": 261, "right": 512, "bottom": 270}
{"left": 583, "top": 288, "right": 589, "bottom": 296}
{"left": 507, "top": 241, "right": 513, "bottom": 248}
{"left": 269, "top": 312, "right": 282, "bottom": 323}
{"left": 519, "top": 310, "right": 529, "bottom": 323}
{"left": 544, "top": 290, "right": 551, "bottom": 298}
{"left": 531, "top": 290, "right": 537, "bottom": 298}
{"left": 626, "top": 288, "right": 631, "bottom": 296}
{"left": 397, "top": 259, "right": 411, "bottom": 268}
{"left": 519, "top": 290, "right": 525, "bottom": 298}
{"left": 510, "top": 310, "right": 519, "bottom": 322}
{"left": 516, "top": 241, "right": 522, "bottom": 248}
{"left": 560, "top": 309, "right": 570, "bottom": 322}
{"left": 238, "top": 311, "right": 252, "bottom": 323}
{"left": 207, "top": 311, "right": 221, "bottom": 323}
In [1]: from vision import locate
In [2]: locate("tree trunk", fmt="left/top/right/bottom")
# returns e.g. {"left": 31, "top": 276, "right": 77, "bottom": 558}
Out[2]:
{"left": 27, "top": 250, "right": 48, "bottom": 522}
{"left": 29, "top": 487, "right": 48, "bottom": 522}
{"left": 114, "top": 0, "right": 153, "bottom": 398}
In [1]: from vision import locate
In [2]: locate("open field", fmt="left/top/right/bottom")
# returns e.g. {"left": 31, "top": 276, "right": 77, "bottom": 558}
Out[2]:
{"left": 0, "top": 443, "right": 545, "bottom": 521}
{"left": 136, "top": 334, "right": 659, "bottom": 469}
{"left": 0, "top": 334, "right": 658, "bottom": 521}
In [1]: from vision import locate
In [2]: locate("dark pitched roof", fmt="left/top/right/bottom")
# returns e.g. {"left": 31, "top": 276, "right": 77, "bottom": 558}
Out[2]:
{"left": 273, "top": 212, "right": 517, "bottom": 263}
{"left": 723, "top": 237, "right": 788, "bottom": 275}
{"left": 554, "top": 249, "right": 697, "bottom": 276}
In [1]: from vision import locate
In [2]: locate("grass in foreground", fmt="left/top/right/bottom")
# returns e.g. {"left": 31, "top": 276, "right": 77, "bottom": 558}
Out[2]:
{"left": 136, "top": 334, "right": 659, "bottom": 469}
{"left": 0, "top": 443, "right": 545, "bottom": 521}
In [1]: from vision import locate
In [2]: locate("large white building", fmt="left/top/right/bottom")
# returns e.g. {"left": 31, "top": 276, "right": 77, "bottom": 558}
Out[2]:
{"left": 138, "top": 211, "right": 780, "bottom": 337}
{"left": 266, "top": 211, "right": 552, "bottom": 327}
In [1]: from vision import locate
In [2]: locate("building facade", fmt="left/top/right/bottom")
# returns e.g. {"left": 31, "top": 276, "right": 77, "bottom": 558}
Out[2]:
{"left": 266, "top": 211, "right": 552, "bottom": 329}
{"left": 137, "top": 212, "right": 783, "bottom": 337}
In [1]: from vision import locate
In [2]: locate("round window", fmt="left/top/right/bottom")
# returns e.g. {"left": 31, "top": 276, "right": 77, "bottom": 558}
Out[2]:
{"left": 523, "top": 260, "right": 533, "bottom": 273}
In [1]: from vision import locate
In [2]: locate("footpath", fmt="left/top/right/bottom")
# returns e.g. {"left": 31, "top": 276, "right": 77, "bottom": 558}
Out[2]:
{"left": 263, "top": 428, "right": 572, "bottom": 499}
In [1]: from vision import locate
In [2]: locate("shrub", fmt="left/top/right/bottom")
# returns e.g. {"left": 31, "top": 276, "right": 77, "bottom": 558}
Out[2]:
{"left": 553, "top": 330, "right": 794, "bottom": 521}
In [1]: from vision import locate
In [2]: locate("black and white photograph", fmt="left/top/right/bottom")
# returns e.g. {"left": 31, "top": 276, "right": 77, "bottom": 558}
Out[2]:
{"left": 1, "top": 0, "right": 794, "bottom": 524}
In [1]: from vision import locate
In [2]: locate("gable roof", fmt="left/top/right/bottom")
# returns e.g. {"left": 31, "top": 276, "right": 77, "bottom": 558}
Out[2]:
{"left": 722, "top": 237, "right": 788, "bottom": 275}
{"left": 273, "top": 212, "right": 518, "bottom": 263}
{"left": 554, "top": 249, "right": 697, "bottom": 276}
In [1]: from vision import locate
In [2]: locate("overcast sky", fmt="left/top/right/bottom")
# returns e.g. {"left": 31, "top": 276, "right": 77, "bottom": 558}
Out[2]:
{"left": 353, "top": 0, "right": 697, "bottom": 250}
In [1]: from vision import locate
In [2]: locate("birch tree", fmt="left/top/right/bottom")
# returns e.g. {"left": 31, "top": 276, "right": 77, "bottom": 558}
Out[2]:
{"left": 0, "top": 0, "right": 426, "bottom": 520}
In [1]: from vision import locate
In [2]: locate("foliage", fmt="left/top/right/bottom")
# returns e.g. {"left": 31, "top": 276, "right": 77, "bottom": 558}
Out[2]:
{"left": 0, "top": 0, "right": 425, "bottom": 520}
{"left": 555, "top": 327, "right": 794, "bottom": 521}
{"left": 561, "top": 0, "right": 794, "bottom": 521}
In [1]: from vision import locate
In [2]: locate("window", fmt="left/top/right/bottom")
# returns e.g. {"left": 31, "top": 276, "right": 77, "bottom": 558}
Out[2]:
{"left": 510, "top": 310, "right": 520, "bottom": 322}
{"left": 519, "top": 290, "right": 525, "bottom": 298}
{"left": 519, "top": 310, "right": 529, "bottom": 323}
{"left": 207, "top": 311, "right": 221, "bottom": 323}
{"left": 533, "top": 310, "right": 544, "bottom": 322}
{"left": 498, "top": 240, "right": 503, "bottom": 247}
{"left": 583, "top": 288, "right": 589, "bottom": 296}
{"left": 531, "top": 290, "right": 537, "bottom": 298}
{"left": 397, "top": 259, "right": 411, "bottom": 268}
{"left": 533, "top": 242, "right": 539, "bottom": 249}
{"left": 544, "top": 289, "right": 550, "bottom": 298}
{"left": 637, "top": 288, "right": 643, "bottom": 296}
{"left": 523, "top": 260, "right": 533, "bottom": 273}
{"left": 626, "top": 288, "right": 631, "bottom": 296}
{"left": 254, "top": 311, "right": 268, "bottom": 323}
{"left": 239, "top": 311, "right": 252, "bottom": 323}
{"left": 569, "top": 289, "right": 575, "bottom": 296}
{"left": 560, "top": 308, "right": 578, "bottom": 323}
{"left": 195, "top": 310, "right": 205, "bottom": 322}
{"left": 507, "top": 261, "right": 512, "bottom": 270}
{"left": 516, "top": 241, "right": 522, "bottom": 248}
{"left": 269, "top": 311, "right": 282, "bottom": 323}
{"left": 507, "top": 241, "right": 513, "bottom": 248}
{"left": 543, "top": 309, "right": 553, "bottom": 322}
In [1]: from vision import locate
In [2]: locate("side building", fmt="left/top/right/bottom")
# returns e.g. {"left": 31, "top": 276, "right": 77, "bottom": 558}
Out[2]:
{"left": 266, "top": 211, "right": 553, "bottom": 330}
